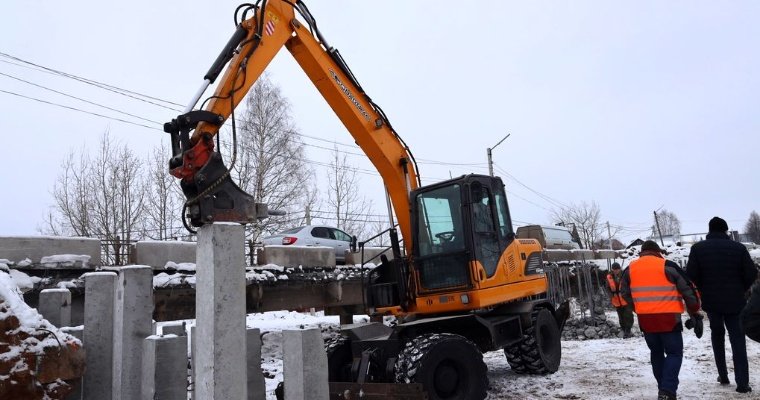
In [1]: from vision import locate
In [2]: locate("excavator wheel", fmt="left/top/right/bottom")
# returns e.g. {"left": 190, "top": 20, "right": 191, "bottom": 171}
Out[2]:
{"left": 325, "top": 334, "right": 353, "bottom": 382}
{"left": 394, "top": 333, "right": 487, "bottom": 400}
{"left": 503, "top": 308, "right": 561, "bottom": 375}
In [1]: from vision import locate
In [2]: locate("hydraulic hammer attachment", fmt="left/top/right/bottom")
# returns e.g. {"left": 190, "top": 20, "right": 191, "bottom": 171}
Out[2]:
{"left": 164, "top": 110, "right": 268, "bottom": 227}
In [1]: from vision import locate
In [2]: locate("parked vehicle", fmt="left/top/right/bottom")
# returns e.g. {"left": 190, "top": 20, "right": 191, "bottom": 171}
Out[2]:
{"left": 516, "top": 225, "right": 581, "bottom": 250}
{"left": 260, "top": 225, "right": 356, "bottom": 262}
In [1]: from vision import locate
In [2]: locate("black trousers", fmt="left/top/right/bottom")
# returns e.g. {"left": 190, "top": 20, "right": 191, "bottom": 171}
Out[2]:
{"left": 707, "top": 312, "right": 749, "bottom": 387}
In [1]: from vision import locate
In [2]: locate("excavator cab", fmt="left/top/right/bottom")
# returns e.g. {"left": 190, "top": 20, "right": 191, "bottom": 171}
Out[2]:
{"left": 413, "top": 174, "right": 514, "bottom": 292}
{"left": 369, "top": 174, "right": 517, "bottom": 310}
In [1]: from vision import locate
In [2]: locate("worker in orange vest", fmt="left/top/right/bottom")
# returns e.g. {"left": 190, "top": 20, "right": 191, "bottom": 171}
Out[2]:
{"left": 621, "top": 240, "right": 701, "bottom": 400}
{"left": 606, "top": 262, "right": 634, "bottom": 338}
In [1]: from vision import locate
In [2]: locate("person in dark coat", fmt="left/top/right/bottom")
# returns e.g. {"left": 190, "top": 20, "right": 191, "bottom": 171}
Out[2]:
{"left": 686, "top": 216, "right": 758, "bottom": 394}
{"left": 743, "top": 279, "right": 760, "bottom": 343}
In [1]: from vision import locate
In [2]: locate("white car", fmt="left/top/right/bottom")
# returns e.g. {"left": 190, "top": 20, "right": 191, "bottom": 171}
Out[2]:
{"left": 260, "top": 225, "right": 356, "bottom": 263}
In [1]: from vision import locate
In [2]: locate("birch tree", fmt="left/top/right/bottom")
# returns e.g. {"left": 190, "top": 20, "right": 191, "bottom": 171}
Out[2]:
{"left": 551, "top": 201, "right": 603, "bottom": 249}
{"left": 325, "top": 147, "right": 373, "bottom": 240}
{"left": 142, "top": 143, "right": 184, "bottom": 240}
{"left": 224, "top": 75, "right": 317, "bottom": 243}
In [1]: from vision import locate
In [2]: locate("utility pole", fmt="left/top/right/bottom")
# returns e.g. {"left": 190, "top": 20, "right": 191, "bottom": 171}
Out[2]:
{"left": 653, "top": 210, "right": 665, "bottom": 247}
{"left": 606, "top": 221, "right": 613, "bottom": 250}
{"left": 487, "top": 133, "right": 511, "bottom": 176}
{"left": 305, "top": 205, "right": 311, "bottom": 225}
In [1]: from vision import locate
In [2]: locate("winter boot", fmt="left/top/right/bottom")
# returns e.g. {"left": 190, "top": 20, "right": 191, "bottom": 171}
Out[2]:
{"left": 718, "top": 376, "right": 730, "bottom": 385}
{"left": 623, "top": 328, "right": 632, "bottom": 338}
{"left": 657, "top": 389, "right": 677, "bottom": 400}
{"left": 736, "top": 386, "right": 752, "bottom": 394}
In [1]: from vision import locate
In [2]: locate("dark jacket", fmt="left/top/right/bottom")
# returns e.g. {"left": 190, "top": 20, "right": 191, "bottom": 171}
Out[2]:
{"left": 686, "top": 232, "right": 758, "bottom": 314}
{"left": 743, "top": 281, "right": 760, "bottom": 343}
{"left": 621, "top": 251, "right": 701, "bottom": 333}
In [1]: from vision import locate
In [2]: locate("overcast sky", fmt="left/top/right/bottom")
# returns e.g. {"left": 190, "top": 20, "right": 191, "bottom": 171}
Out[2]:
{"left": 1, "top": 1, "right": 758, "bottom": 242}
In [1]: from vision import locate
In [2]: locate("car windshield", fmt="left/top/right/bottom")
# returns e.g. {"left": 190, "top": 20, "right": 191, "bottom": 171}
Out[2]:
{"left": 280, "top": 227, "right": 304, "bottom": 234}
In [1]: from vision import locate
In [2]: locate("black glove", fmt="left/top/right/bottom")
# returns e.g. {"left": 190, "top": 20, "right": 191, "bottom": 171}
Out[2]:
{"left": 685, "top": 313, "right": 704, "bottom": 339}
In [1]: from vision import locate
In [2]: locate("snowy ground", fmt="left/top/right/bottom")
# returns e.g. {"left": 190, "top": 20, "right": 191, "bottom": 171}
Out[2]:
{"left": 164, "top": 310, "right": 760, "bottom": 400}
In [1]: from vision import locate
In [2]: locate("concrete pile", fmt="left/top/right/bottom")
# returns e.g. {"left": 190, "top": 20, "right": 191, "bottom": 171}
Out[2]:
{"left": 0, "top": 271, "right": 85, "bottom": 399}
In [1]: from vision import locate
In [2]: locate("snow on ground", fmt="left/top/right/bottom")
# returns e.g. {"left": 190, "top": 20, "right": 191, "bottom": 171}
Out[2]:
{"left": 751, "top": 249, "right": 760, "bottom": 264}
{"left": 156, "top": 308, "right": 760, "bottom": 400}
{"left": 485, "top": 322, "right": 760, "bottom": 399}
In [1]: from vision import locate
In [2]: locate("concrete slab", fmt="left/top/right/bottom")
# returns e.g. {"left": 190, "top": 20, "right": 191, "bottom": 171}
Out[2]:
{"left": 260, "top": 245, "right": 335, "bottom": 267}
{"left": 344, "top": 247, "right": 394, "bottom": 265}
{"left": 131, "top": 240, "right": 196, "bottom": 269}
{"left": 571, "top": 249, "right": 595, "bottom": 261}
{"left": 595, "top": 250, "right": 617, "bottom": 259}
{"left": 544, "top": 249, "right": 573, "bottom": 262}
{"left": 0, "top": 236, "right": 100, "bottom": 265}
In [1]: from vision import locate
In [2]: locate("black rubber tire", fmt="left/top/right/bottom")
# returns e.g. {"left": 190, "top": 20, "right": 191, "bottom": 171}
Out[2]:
{"left": 503, "top": 308, "right": 562, "bottom": 375}
{"left": 395, "top": 333, "right": 487, "bottom": 400}
{"left": 325, "top": 335, "right": 353, "bottom": 382}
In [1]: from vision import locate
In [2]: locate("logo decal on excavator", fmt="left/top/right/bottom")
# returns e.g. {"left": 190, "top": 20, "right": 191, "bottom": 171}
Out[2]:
{"left": 265, "top": 11, "right": 279, "bottom": 36}
{"left": 329, "top": 69, "right": 372, "bottom": 122}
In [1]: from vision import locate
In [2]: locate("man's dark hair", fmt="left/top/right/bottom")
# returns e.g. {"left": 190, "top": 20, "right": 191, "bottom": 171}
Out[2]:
{"left": 708, "top": 216, "right": 729, "bottom": 233}
{"left": 641, "top": 240, "right": 662, "bottom": 253}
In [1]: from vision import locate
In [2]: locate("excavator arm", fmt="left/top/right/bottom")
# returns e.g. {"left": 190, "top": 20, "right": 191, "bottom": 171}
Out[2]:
{"left": 165, "top": 0, "right": 419, "bottom": 252}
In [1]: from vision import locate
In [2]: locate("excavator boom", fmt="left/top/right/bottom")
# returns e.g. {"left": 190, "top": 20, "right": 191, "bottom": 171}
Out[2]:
{"left": 165, "top": 0, "right": 419, "bottom": 252}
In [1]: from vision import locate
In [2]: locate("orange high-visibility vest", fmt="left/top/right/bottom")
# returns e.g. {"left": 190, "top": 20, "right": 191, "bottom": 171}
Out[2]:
{"left": 629, "top": 256, "right": 684, "bottom": 314}
{"left": 607, "top": 274, "right": 628, "bottom": 307}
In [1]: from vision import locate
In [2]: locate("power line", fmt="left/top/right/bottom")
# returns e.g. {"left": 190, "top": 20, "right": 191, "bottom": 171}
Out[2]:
{"left": 1, "top": 51, "right": 491, "bottom": 170}
{"left": 494, "top": 164, "right": 570, "bottom": 210}
{"left": 0, "top": 89, "right": 162, "bottom": 131}
{"left": 0, "top": 71, "right": 163, "bottom": 125}
{"left": 0, "top": 51, "right": 183, "bottom": 111}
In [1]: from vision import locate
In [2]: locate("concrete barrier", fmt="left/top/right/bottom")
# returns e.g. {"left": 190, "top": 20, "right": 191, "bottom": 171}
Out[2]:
{"left": 571, "top": 249, "right": 595, "bottom": 261}
{"left": 543, "top": 249, "right": 573, "bottom": 262}
{"left": 131, "top": 241, "right": 196, "bottom": 269}
{"left": 38, "top": 288, "right": 71, "bottom": 328}
{"left": 344, "top": 247, "right": 394, "bottom": 265}
{"left": 259, "top": 245, "right": 335, "bottom": 268}
{"left": 0, "top": 236, "right": 100, "bottom": 266}
{"left": 595, "top": 250, "right": 617, "bottom": 259}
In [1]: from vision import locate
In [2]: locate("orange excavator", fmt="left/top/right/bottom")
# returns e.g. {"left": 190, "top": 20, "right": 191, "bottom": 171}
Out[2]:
{"left": 164, "top": 1, "right": 569, "bottom": 398}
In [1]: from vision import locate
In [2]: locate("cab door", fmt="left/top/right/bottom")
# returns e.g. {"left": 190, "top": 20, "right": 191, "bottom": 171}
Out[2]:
{"left": 468, "top": 181, "right": 502, "bottom": 279}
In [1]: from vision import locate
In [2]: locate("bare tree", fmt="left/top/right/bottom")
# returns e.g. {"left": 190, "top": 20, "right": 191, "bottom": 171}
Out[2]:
{"left": 42, "top": 130, "right": 146, "bottom": 264}
{"left": 142, "top": 143, "right": 184, "bottom": 240}
{"left": 224, "top": 75, "right": 317, "bottom": 243}
{"left": 89, "top": 132, "right": 146, "bottom": 263}
{"left": 325, "top": 147, "right": 374, "bottom": 239}
{"left": 551, "top": 201, "right": 603, "bottom": 249}
{"left": 653, "top": 209, "right": 681, "bottom": 237}
{"left": 745, "top": 211, "right": 760, "bottom": 244}
{"left": 41, "top": 148, "right": 92, "bottom": 236}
